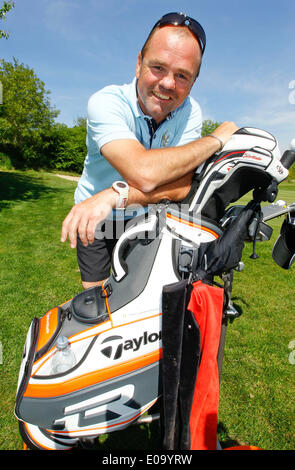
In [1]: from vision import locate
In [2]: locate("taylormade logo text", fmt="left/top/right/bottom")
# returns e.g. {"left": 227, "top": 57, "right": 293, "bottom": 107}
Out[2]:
{"left": 101, "top": 331, "right": 162, "bottom": 360}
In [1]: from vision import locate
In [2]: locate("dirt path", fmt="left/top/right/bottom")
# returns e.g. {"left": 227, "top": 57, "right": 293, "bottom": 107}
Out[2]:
{"left": 55, "top": 174, "right": 80, "bottom": 182}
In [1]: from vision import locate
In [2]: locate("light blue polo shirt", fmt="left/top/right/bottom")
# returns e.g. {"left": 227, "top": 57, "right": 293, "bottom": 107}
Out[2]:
{"left": 74, "top": 77, "right": 202, "bottom": 204}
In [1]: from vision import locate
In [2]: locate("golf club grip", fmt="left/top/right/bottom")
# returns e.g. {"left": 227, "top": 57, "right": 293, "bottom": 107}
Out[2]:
{"left": 280, "top": 150, "right": 295, "bottom": 170}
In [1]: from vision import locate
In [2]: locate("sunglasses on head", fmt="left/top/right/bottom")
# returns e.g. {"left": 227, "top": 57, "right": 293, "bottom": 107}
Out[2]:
{"left": 143, "top": 12, "right": 206, "bottom": 56}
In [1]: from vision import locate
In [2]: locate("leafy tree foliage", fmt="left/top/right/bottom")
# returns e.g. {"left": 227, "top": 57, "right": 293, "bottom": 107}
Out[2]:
{"left": 0, "top": 57, "right": 87, "bottom": 172}
{"left": 0, "top": 58, "right": 59, "bottom": 167}
{"left": 201, "top": 119, "right": 220, "bottom": 137}
{"left": 0, "top": 0, "right": 14, "bottom": 39}
{"left": 48, "top": 121, "right": 87, "bottom": 173}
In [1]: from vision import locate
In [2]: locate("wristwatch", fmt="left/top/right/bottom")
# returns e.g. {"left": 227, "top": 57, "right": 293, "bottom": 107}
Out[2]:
{"left": 112, "top": 181, "right": 129, "bottom": 210}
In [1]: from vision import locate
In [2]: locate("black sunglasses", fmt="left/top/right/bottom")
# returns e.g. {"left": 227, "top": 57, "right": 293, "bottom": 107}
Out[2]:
{"left": 142, "top": 12, "right": 206, "bottom": 55}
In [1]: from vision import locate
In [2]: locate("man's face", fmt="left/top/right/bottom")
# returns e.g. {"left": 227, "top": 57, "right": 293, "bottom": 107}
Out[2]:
{"left": 136, "top": 26, "right": 202, "bottom": 124}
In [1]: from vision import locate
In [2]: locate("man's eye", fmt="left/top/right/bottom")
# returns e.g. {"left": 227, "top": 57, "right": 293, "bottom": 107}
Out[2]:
{"left": 176, "top": 73, "right": 188, "bottom": 81}
{"left": 152, "top": 65, "right": 163, "bottom": 72}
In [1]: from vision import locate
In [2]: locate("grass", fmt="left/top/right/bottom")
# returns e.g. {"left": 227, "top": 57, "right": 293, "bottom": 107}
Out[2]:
{"left": 218, "top": 184, "right": 295, "bottom": 450}
{"left": 0, "top": 170, "right": 82, "bottom": 450}
{"left": 0, "top": 169, "right": 294, "bottom": 450}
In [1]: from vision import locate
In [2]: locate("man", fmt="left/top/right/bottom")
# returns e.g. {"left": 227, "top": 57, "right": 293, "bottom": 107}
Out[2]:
{"left": 61, "top": 12, "right": 238, "bottom": 289}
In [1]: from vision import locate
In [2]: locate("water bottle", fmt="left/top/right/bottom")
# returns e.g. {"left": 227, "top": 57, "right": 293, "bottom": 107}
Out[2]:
{"left": 51, "top": 336, "right": 76, "bottom": 374}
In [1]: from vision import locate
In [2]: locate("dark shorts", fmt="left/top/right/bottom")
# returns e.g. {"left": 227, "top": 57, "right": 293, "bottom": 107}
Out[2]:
{"left": 76, "top": 219, "right": 128, "bottom": 282}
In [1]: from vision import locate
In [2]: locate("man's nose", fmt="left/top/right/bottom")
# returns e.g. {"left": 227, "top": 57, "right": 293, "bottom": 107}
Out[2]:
{"left": 159, "top": 72, "right": 176, "bottom": 90}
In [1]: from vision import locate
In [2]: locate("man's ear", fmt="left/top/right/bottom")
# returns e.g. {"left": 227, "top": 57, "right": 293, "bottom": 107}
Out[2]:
{"left": 136, "top": 51, "right": 142, "bottom": 78}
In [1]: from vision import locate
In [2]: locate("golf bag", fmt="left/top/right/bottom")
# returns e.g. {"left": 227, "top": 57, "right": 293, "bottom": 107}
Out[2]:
{"left": 15, "top": 128, "right": 295, "bottom": 450}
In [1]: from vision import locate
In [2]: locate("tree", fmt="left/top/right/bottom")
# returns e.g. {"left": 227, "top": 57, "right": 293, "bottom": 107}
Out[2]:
{"left": 44, "top": 118, "right": 87, "bottom": 173}
{"left": 0, "top": 58, "right": 59, "bottom": 166}
{"left": 201, "top": 119, "right": 221, "bottom": 137}
{"left": 74, "top": 116, "right": 87, "bottom": 128}
{"left": 52, "top": 119, "right": 87, "bottom": 173}
{"left": 0, "top": 0, "right": 14, "bottom": 39}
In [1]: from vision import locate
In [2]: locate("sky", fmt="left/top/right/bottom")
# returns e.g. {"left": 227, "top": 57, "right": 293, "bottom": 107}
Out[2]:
{"left": 1, "top": 0, "right": 295, "bottom": 151}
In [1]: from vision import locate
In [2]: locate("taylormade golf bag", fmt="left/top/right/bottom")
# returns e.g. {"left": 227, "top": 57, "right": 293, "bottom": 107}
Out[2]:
{"left": 15, "top": 128, "right": 295, "bottom": 450}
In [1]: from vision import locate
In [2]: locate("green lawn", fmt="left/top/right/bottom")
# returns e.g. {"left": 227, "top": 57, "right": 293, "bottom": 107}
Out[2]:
{"left": 218, "top": 183, "right": 295, "bottom": 450}
{"left": 0, "top": 170, "right": 294, "bottom": 450}
{"left": 0, "top": 170, "right": 82, "bottom": 450}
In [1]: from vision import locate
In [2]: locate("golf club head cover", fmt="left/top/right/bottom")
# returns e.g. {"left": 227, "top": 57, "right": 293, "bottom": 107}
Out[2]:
{"left": 272, "top": 211, "right": 295, "bottom": 269}
{"left": 195, "top": 201, "right": 258, "bottom": 280}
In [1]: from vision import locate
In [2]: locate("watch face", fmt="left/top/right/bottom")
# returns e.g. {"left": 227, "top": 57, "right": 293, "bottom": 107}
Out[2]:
{"left": 116, "top": 182, "right": 127, "bottom": 189}
{"left": 113, "top": 182, "right": 129, "bottom": 209}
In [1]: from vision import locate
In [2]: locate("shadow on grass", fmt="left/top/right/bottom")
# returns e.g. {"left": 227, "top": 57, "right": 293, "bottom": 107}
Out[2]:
{"left": 74, "top": 421, "right": 240, "bottom": 451}
{"left": 71, "top": 420, "right": 161, "bottom": 452}
{"left": 72, "top": 402, "right": 162, "bottom": 452}
{"left": 231, "top": 296, "right": 250, "bottom": 312}
{"left": 0, "top": 171, "right": 67, "bottom": 211}
{"left": 100, "top": 421, "right": 160, "bottom": 451}
{"left": 217, "top": 422, "right": 241, "bottom": 449}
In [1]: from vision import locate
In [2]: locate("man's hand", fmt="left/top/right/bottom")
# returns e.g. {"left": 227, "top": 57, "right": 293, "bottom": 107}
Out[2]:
{"left": 61, "top": 172, "right": 193, "bottom": 250}
{"left": 61, "top": 189, "right": 116, "bottom": 248}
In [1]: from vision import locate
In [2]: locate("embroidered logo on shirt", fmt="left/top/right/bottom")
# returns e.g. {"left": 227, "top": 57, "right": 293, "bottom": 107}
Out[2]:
{"left": 161, "top": 131, "right": 170, "bottom": 147}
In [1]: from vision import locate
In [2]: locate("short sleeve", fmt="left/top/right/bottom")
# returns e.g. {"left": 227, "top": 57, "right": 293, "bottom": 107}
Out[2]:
{"left": 87, "top": 88, "right": 138, "bottom": 153}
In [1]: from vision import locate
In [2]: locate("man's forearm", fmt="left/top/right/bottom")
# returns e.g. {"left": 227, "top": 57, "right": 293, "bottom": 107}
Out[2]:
{"left": 137, "top": 135, "right": 220, "bottom": 191}
{"left": 102, "top": 135, "right": 218, "bottom": 193}
{"left": 61, "top": 172, "right": 193, "bottom": 248}
{"left": 127, "top": 171, "right": 193, "bottom": 205}
{"left": 101, "top": 122, "right": 238, "bottom": 193}
{"left": 61, "top": 120, "right": 237, "bottom": 249}
{"left": 86, "top": 172, "right": 193, "bottom": 221}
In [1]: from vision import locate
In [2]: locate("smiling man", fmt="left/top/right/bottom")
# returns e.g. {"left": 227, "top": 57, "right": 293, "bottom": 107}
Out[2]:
{"left": 136, "top": 26, "right": 201, "bottom": 125}
{"left": 61, "top": 12, "right": 238, "bottom": 289}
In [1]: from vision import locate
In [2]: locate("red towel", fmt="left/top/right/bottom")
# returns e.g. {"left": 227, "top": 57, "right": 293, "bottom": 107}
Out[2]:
{"left": 187, "top": 280, "right": 224, "bottom": 450}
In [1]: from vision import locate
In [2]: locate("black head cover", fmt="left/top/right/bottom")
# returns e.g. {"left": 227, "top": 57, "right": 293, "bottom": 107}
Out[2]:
{"left": 272, "top": 212, "right": 295, "bottom": 269}
{"left": 195, "top": 201, "right": 258, "bottom": 280}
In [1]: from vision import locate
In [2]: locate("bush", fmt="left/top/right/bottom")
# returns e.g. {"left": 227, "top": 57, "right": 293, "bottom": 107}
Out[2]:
{"left": 48, "top": 122, "right": 87, "bottom": 173}
{"left": 0, "top": 151, "right": 12, "bottom": 169}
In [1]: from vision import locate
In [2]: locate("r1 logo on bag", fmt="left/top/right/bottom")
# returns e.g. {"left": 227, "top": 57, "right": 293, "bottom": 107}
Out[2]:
{"left": 53, "top": 384, "right": 137, "bottom": 430}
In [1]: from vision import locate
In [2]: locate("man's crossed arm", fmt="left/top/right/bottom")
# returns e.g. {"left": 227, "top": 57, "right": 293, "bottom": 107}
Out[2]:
{"left": 61, "top": 121, "right": 238, "bottom": 248}
{"left": 61, "top": 171, "right": 192, "bottom": 248}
